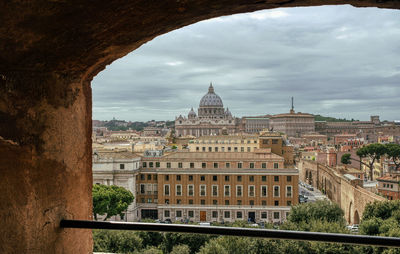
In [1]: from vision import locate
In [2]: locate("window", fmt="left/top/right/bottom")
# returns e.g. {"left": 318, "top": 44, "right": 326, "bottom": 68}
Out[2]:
{"left": 149, "top": 162, "right": 153, "bottom": 168}
{"left": 196, "top": 147, "right": 199, "bottom": 151}
{"left": 225, "top": 200, "right": 229, "bottom": 205}
{"left": 212, "top": 185, "right": 218, "bottom": 196}
{"left": 224, "top": 185, "right": 230, "bottom": 196}
{"left": 237, "top": 200, "right": 242, "bottom": 205}
{"left": 189, "top": 199, "right": 193, "bottom": 205}
{"left": 178, "top": 162, "right": 183, "bottom": 168}
{"left": 188, "top": 211, "right": 194, "bottom": 217}
{"left": 176, "top": 210, "right": 182, "bottom": 217}
{"left": 262, "top": 176, "right": 267, "bottom": 182}
{"left": 202, "top": 147, "right": 206, "bottom": 152}
{"left": 224, "top": 211, "right": 230, "bottom": 218}
{"left": 226, "top": 162, "right": 230, "bottom": 168}
{"left": 228, "top": 147, "right": 231, "bottom": 152}
{"left": 261, "top": 212, "right": 267, "bottom": 219}
{"left": 202, "top": 163, "right": 206, "bottom": 168}
{"left": 165, "top": 175, "right": 169, "bottom": 181}
{"left": 141, "top": 198, "right": 145, "bottom": 203}
{"left": 263, "top": 139, "right": 269, "bottom": 144}
{"left": 272, "top": 139, "right": 278, "bottom": 144}
{"left": 154, "top": 174, "right": 157, "bottom": 180}
{"left": 212, "top": 211, "right": 218, "bottom": 218}
{"left": 164, "top": 210, "right": 170, "bottom": 217}
{"left": 147, "top": 174, "right": 151, "bottom": 180}
{"left": 274, "top": 186, "right": 280, "bottom": 197}
{"left": 120, "top": 164, "right": 125, "bottom": 169}
{"left": 249, "top": 176, "right": 254, "bottom": 182}
{"left": 176, "top": 185, "right": 182, "bottom": 196}
{"left": 213, "top": 199, "right": 218, "bottom": 205}
{"left": 213, "top": 175, "right": 218, "bottom": 181}
{"left": 274, "top": 200, "right": 279, "bottom": 206}
{"left": 234, "top": 147, "right": 238, "bottom": 152}
{"left": 200, "top": 185, "right": 206, "bottom": 196}
{"left": 188, "top": 185, "right": 194, "bottom": 196}
{"left": 287, "top": 201, "right": 292, "bottom": 206}
{"left": 247, "top": 147, "right": 251, "bottom": 152}
{"left": 241, "top": 147, "right": 244, "bottom": 152}
{"left": 188, "top": 175, "right": 193, "bottom": 181}
{"left": 143, "top": 162, "right": 147, "bottom": 168}
{"left": 274, "top": 163, "right": 279, "bottom": 169}
{"left": 140, "top": 184, "right": 145, "bottom": 194}
{"left": 215, "top": 147, "right": 218, "bottom": 152}
{"left": 201, "top": 175, "right": 205, "bottom": 181}
{"left": 237, "top": 211, "right": 243, "bottom": 219}
{"left": 177, "top": 199, "right": 181, "bottom": 204}
{"left": 222, "top": 147, "right": 225, "bottom": 152}
{"left": 286, "top": 186, "right": 292, "bottom": 198}
{"left": 274, "top": 176, "right": 279, "bottom": 182}
{"left": 250, "top": 200, "right": 254, "bottom": 206}
{"left": 156, "top": 162, "right": 160, "bottom": 167}
{"left": 238, "top": 162, "right": 242, "bottom": 168}
{"left": 166, "top": 162, "right": 171, "bottom": 168}
{"left": 248, "top": 185, "right": 255, "bottom": 197}
{"left": 140, "top": 174, "right": 145, "bottom": 180}
{"left": 190, "top": 162, "right": 194, "bottom": 168}
{"left": 237, "top": 176, "right": 242, "bottom": 182}
{"left": 250, "top": 163, "right": 254, "bottom": 168}
{"left": 164, "top": 184, "right": 170, "bottom": 195}
{"left": 165, "top": 199, "right": 169, "bottom": 204}
{"left": 225, "top": 175, "right": 230, "bottom": 181}
{"left": 236, "top": 185, "right": 243, "bottom": 197}
{"left": 208, "top": 147, "right": 212, "bottom": 152}
{"left": 261, "top": 185, "right": 267, "bottom": 197}
{"left": 262, "top": 163, "right": 266, "bottom": 169}
{"left": 262, "top": 200, "right": 267, "bottom": 206}
{"left": 287, "top": 176, "right": 292, "bottom": 182}
{"left": 201, "top": 199, "right": 205, "bottom": 205}
{"left": 176, "top": 175, "right": 181, "bottom": 181}
{"left": 274, "top": 212, "right": 280, "bottom": 219}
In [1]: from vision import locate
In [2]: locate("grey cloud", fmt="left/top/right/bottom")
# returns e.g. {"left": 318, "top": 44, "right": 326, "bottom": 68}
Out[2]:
{"left": 93, "top": 5, "right": 400, "bottom": 122}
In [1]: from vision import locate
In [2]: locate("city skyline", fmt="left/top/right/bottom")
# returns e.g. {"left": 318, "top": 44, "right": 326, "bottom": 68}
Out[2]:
{"left": 92, "top": 5, "right": 400, "bottom": 122}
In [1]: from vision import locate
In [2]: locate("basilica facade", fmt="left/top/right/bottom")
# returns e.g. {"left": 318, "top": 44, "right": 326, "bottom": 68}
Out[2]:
{"left": 175, "top": 84, "right": 238, "bottom": 137}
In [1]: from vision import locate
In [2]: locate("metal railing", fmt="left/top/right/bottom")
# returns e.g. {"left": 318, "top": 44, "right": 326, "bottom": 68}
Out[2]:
{"left": 60, "top": 219, "right": 400, "bottom": 248}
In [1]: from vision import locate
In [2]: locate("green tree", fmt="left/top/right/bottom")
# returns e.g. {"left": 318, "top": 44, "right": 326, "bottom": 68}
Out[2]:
{"left": 93, "top": 229, "right": 143, "bottom": 253}
{"left": 92, "top": 184, "right": 134, "bottom": 221}
{"left": 341, "top": 144, "right": 387, "bottom": 180}
{"left": 171, "top": 244, "right": 190, "bottom": 254}
{"left": 287, "top": 200, "right": 345, "bottom": 225}
{"left": 385, "top": 144, "right": 400, "bottom": 172}
{"left": 356, "top": 143, "right": 387, "bottom": 180}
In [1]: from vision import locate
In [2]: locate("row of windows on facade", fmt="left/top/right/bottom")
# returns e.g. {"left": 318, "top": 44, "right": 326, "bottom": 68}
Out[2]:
{"left": 141, "top": 198, "right": 292, "bottom": 207}
{"left": 195, "top": 146, "right": 257, "bottom": 152}
{"left": 194, "top": 139, "right": 258, "bottom": 144}
{"left": 160, "top": 184, "right": 293, "bottom": 198}
{"left": 161, "top": 175, "right": 291, "bottom": 182}
{"left": 142, "top": 162, "right": 280, "bottom": 169}
{"left": 382, "top": 183, "right": 395, "bottom": 189}
{"left": 139, "top": 174, "right": 291, "bottom": 183}
{"left": 163, "top": 210, "right": 287, "bottom": 220}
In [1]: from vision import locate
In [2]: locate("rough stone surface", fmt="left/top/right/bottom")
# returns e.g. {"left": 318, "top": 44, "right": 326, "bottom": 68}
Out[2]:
{"left": 0, "top": 1, "right": 399, "bottom": 253}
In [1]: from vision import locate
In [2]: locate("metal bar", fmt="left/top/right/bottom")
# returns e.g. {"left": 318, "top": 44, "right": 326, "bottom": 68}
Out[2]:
{"left": 60, "top": 219, "right": 400, "bottom": 248}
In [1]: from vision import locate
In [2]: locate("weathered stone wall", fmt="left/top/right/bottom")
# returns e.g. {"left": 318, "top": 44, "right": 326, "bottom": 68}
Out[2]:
{"left": 298, "top": 159, "right": 384, "bottom": 224}
{"left": 0, "top": 73, "right": 93, "bottom": 253}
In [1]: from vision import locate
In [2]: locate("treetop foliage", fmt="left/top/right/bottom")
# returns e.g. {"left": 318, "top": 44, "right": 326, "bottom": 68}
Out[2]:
{"left": 287, "top": 200, "right": 345, "bottom": 225}
{"left": 92, "top": 184, "right": 134, "bottom": 221}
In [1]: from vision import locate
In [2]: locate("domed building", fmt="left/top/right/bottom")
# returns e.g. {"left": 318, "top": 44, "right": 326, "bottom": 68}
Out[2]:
{"left": 175, "top": 84, "right": 239, "bottom": 137}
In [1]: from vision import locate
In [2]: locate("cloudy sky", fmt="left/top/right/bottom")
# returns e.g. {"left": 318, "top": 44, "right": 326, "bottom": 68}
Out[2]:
{"left": 92, "top": 5, "right": 400, "bottom": 122}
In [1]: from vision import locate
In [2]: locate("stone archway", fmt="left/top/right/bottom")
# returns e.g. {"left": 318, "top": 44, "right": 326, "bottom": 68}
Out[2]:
{"left": 348, "top": 202, "right": 353, "bottom": 224}
{"left": 354, "top": 210, "right": 360, "bottom": 225}
{"left": 1, "top": 1, "right": 400, "bottom": 253}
